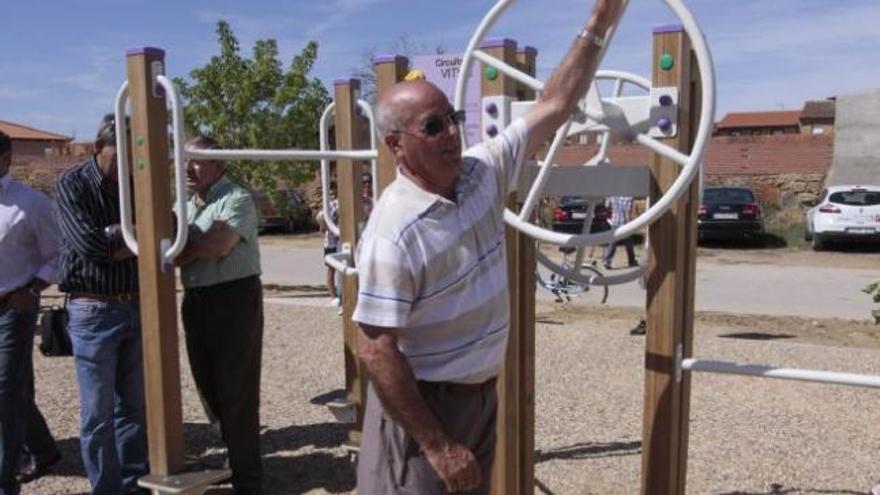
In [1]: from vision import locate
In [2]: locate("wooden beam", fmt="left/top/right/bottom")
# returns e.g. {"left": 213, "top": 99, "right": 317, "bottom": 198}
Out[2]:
{"left": 481, "top": 37, "right": 536, "bottom": 495}
{"left": 372, "top": 55, "right": 408, "bottom": 195}
{"left": 641, "top": 25, "right": 699, "bottom": 495}
{"left": 334, "top": 78, "right": 367, "bottom": 445}
{"left": 124, "top": 47, "right": 184, "bottom": 475}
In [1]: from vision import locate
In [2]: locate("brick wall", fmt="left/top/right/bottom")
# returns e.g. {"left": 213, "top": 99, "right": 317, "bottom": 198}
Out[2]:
{"left": 549, "top": 133, "right": 833, "bottom": 206}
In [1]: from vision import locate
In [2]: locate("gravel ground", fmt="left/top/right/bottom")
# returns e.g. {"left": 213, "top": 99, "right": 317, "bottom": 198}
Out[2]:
{"left": 22, "top": 293, "right": 880, "bottom": 495}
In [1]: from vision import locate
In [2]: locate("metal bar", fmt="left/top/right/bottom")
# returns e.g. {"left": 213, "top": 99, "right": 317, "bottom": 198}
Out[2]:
{"left": 681, "top": 358, "right": 880, "bottom": 389}
{"left": 186, "top": 148, "right": 378, "bottom": 162}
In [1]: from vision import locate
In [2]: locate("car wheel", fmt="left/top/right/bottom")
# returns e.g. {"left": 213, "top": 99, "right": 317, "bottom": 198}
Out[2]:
{"left": 811, "top": 233, "right": 824, "bottom": 251}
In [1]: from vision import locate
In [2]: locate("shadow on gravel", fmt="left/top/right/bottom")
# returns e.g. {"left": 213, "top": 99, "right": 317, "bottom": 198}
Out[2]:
{"left": 718, "top": 332, "right": 797, "bottom": 341}
{"left": 535, "top": 439, "right": 641, "bottom": 463}
{"left": 183, "top": 422, "right": 356, "bottom": 494}
{"left": 716, "top": 482, "right": 867, "bottom": 494}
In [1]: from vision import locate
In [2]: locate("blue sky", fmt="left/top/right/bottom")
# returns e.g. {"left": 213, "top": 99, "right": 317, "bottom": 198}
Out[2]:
{"left": 2, "top": 0, "right": 878, "bottom": 141}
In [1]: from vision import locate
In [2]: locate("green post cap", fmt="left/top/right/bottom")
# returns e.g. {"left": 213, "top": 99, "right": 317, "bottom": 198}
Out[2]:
{"left": 660, "top": 53, "right": 675, "bottom": 71}
{"left": 485, "top": 66, "right": 499, "bottom": 81}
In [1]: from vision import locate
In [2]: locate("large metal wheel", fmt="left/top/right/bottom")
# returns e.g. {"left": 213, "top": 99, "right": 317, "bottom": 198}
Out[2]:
{"left": 454, "top": 0, "right": 716, "bottom": 248}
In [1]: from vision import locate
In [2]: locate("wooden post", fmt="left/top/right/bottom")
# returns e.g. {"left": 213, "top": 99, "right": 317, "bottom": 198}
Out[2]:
{"left": 372, "top": 55, "right": 408, "bottom": 194}
{"left": 480, "top": 37, "right": 536, "bottom": 495}
{"left": 516, "top": 46, "right": 538, "bottom": 102}
{"left": 641, "top": 25, "right": 700, "bottom": 495}
{"left": 334, "top": 79, "right": 367, "bottom": 444}
{"left": 125, "top": 47, "right": 185, "bottom": 475}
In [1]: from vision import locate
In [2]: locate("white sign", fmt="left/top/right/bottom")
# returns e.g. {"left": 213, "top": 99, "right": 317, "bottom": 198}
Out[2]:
{"left": 411, "top": 54, "right": 482, "bottom": 145}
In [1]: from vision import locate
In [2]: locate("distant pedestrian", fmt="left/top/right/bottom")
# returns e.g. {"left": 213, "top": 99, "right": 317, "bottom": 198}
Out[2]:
{"left": 602, "top": 195, "right": 637, "bottom": 269}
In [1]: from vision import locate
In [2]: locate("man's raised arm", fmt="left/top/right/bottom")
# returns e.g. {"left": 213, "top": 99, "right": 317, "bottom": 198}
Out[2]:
{"left": 523, "top": 0, "right": 624, "bottom": 158}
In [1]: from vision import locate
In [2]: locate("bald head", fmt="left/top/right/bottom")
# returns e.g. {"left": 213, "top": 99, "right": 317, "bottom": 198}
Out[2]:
{"left": 376, "top": 81, "right": 449, "bottom": 137}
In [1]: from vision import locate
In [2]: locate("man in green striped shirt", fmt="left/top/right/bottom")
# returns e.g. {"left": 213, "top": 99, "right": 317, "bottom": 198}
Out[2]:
{"left": 175, "top": 135, "right": 264, "bottom": 495}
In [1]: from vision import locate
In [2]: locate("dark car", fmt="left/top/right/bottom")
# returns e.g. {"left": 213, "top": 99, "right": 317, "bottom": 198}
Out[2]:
{"left": 250, "top": 188, "right": 313, "bottom": 234}
{"left": 552, "top": 196, "right": 611, "bottom": 234}
{"left": 698, "top": 186, "right": 764, "bottom": 242}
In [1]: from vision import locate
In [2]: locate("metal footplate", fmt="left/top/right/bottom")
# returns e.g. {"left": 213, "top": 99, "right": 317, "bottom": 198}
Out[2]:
{"left": 138, "top": 469, "right": 231, "bottom": 495}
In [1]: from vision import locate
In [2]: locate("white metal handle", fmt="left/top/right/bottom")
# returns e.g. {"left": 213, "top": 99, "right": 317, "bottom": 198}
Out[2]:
{"left": 114, "top": 81, "right": 138, "bottom": 256}
{"left": 455, "top": 0, "right": 715, "bottom": 247}
{"left": 319, "top": 99, "right": 379, "bottom": 238}
{"left": 324, "top": 243, "right": 358, "bottom": 277}
{"left": 156, "top": 75, "right": 189, "bottom": 266}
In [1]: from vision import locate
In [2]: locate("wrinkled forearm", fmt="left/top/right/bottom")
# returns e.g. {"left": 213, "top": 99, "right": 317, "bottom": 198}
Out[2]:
{"left": 357, "top": 325, "right": 449, "bottom": 452}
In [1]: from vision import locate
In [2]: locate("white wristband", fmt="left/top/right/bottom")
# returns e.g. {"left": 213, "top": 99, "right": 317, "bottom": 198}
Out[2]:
{"left": 577, "top": 28, "right": 606, "bottom": 48}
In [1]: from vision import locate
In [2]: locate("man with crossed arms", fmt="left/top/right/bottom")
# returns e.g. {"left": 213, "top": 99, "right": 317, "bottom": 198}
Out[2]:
{"left": 353, "top": 1, "right": 623, "bottom": 492}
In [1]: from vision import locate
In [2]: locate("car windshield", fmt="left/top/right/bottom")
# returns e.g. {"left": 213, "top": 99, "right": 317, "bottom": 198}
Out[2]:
{"left": 828, "top": 190, "right": 880, "bottom": 206}
{"left": 559, "top": 196, "right": 588, "bottom": 206}
{"left": 703, "top": 188, "right": 754, "bottom": 204}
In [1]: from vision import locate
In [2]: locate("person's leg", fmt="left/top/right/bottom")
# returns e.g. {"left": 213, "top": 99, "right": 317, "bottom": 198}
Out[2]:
{"left": 113, "top": 302, "right": 148, "bottom": 492}
{"left": 602, "top": 240, "right": 617, "bottom": 268}
{"left": 182, "top": 291, "right": 222, "bottom": 429}
{"left": 623, "top": 236, "right": 637, "bottom": 266}
{"left": 206, "top": 278, "right": 264, "bottom": 494}
{"left": 0, "top": 306, "right": 37, "bottom": 495}
{"left": 67, "top": 299, "right": 124, "bottom": 495}
{"left": 21, "top": 331, "right": 60, "bottom": 476}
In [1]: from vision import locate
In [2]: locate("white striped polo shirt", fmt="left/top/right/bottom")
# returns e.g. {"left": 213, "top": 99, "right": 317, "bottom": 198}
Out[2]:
{"left": 353, "top": 118, "right": 529, "bottom": 384}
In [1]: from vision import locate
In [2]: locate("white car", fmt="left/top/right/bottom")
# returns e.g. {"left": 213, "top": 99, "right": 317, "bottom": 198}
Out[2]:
{"left": 806, "top": 185, "right": 880, "bottom": 250}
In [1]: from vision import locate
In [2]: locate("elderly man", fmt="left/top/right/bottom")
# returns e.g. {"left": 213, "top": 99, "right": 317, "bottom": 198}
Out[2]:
{"left": 352, "top": 1, "right": 623, "bottom": 493}
{"left": 0, "top": 132, "right": 61, "bottom": 495}
{"left": 175, "top": 136, "right": 264, "bottom": 495}
{"left": 56, "top": 114, "right": 147, "bottom": 495}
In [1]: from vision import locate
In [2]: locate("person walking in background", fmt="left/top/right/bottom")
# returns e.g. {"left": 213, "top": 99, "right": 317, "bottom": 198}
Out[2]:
{"left": 316, "top": 182, "right": 341, "bottom": 306}
{"left": 55, "top": 114, "right": 148, "bottom": 495}
{"left": 602, "top": 195, "right": 637, "bottom": 270}
{"left": 0, "top": 131, "right": 62, "bottom": 495}
{"left": 175, "top": 136, "right": 264, "bottom": 495}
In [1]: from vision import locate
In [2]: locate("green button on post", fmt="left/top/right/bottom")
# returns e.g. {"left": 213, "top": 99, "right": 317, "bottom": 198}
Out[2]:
{"left": 137, "top": 159, "right": 145, "bottom": 170}
{"left": 660, "top": 53, "right": 675, "bottom": 71}
{"left": 135, "top": 136, "right": 144, "bottom": 146}
{"left": 485, "top": 66, "right": 499, "bottom": 81}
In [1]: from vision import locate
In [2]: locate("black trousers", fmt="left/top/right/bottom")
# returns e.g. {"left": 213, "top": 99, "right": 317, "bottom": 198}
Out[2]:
{"left": 182, "top": 275, "right": 263, "bottom": 493}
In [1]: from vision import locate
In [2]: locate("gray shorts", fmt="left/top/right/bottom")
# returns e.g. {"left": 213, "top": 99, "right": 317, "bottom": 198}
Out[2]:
{"left": 357, "top": 379, "right": 498, "bottom": 494}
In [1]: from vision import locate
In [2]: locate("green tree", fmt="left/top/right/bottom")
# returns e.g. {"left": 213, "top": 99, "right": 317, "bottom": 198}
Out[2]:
{"left": 175, "top": 21, "right": 331, "bottom": 206}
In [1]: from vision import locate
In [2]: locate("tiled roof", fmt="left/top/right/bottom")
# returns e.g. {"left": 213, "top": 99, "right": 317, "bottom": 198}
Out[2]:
{"left": 0, "top": 120, "right": 71, "bottom": 141}
{"left": 548, "top": 134, "right": 834, "bottom": 176}
{"left": 800, "top": 100, "right": 836, "bottom": 120}
{"left": 716, "top": 111, "right": 802, "bottom": 129}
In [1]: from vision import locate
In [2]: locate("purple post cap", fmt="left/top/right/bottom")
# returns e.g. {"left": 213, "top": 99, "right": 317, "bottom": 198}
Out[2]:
{"left": 125, "top": 47, "right": 165, "bottom": 57}
{"left": 486, "top": 124, "right": 499, "bottom": 137}
{"left": 517, "top": 46, "right": 538, "bottom": 56}
{"left": 373, "top": 54, "right": 408, "bottom": 65}
{"left": 485, "top": 102, "right": 498, "bottom": 115}
{"left": 481, "top": 38, "right": 516, "bottom": 50}
{"left": 653, "top": 24, "right": 684, "bottom": 34}
{"left": 334, "top": 78, "right": 361, "bottom": 89}
{"left": 657, "top": 117, "right": 673, "bottom": 130}
{"left": 659, "top": 94, "right": 674, "bottom": 107}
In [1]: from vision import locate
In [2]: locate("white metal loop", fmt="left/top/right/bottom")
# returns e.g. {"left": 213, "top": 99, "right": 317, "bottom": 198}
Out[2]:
{"left": 454, "top": 0, "right": 716, "bottom": 247}
{"left": 318, "top": 99, "right": 379, "bottom": 238}
{"left": 114, "top": 81, "right": 138, "bottom": 256}
{"left": 324, "top": 243, "right": 358, "bottom": 276}
{"left": 156, "top": 75, "right": 189, "bottom": 266}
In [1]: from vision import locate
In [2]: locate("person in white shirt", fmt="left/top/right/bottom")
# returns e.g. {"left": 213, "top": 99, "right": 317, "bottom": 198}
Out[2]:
{"left": 352, "top": 1, "right": 623, "bottom": 492}
{"left": 0, "top": 131, "right": 61, "bottom": 495}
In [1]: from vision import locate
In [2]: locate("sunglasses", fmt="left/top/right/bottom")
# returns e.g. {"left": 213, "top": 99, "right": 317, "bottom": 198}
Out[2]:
{"left": 397, "top": 110, "right": 466, "bottom": 137}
